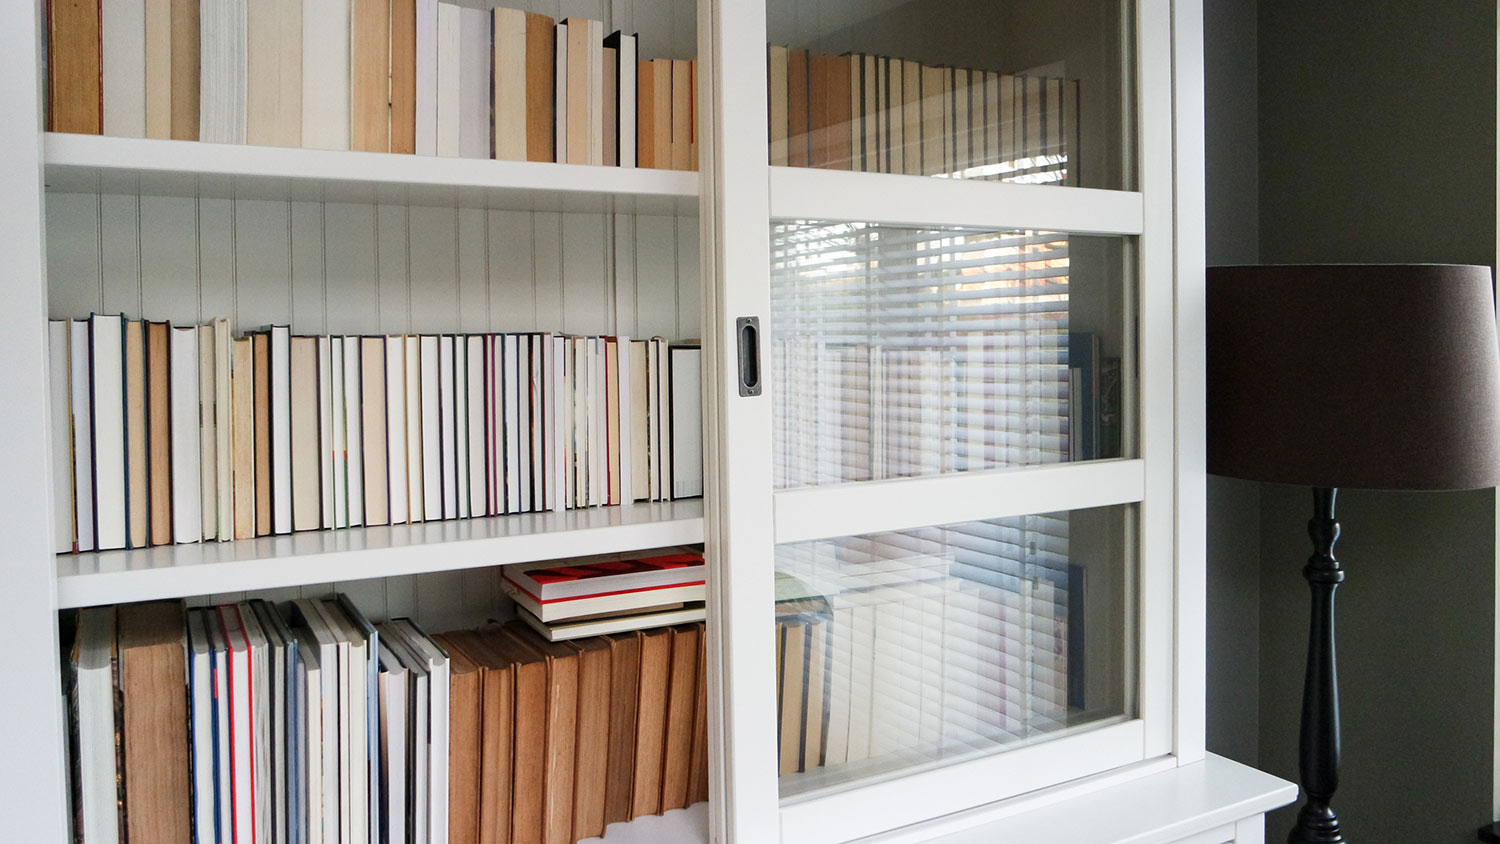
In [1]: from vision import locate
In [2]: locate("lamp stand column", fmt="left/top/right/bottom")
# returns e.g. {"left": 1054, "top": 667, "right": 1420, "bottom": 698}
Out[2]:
{"left": 1291, "top": 486, "right": 1344, "bottom": 843}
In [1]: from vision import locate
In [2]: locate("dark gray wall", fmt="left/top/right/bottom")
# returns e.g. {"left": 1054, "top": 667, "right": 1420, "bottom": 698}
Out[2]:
{"left": 1250, "top": 0, "right": 1495, "bottom": 841}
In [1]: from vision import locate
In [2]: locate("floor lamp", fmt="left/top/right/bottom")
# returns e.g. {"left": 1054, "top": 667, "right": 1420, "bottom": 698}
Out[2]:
{"left": 1205, "top": 264, "right": 1500, "bottom": 843}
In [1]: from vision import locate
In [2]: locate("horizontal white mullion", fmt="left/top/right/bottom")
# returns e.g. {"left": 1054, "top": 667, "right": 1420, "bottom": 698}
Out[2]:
{"left": 773, "top": 459, "right": 1146, "bottom": 544}
{"left": 769, "top": 167, "right": 1144, "bottom": 236}
{"left": 778, "top": 720, "right": 1147, "bottom": 844}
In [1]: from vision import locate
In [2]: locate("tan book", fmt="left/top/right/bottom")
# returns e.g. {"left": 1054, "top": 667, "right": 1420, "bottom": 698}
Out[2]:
{"left": 845, "top": 54, "right": 862, "bottom": 171}
{"left": 689, "top": 59, "right": 698, "bottom": 170}
{"left": 214, "top": 319, "right": 233, "bottom": 539}
{"left": 145, "top": 0, "right": 171, "bottom": 138}
{"left": 350, "top": 0, "right": 390, "bottom": 151}
{"left": 447, "top": 629, "right": 516, "bottom": 844}
{"left": 660, "top": 624, "right": 699, "bottom": 811}
{"left": 125, "top": 320, "right": 150, "bottom": 549}
{"left": 602, "top": 45, "right": 617, "bottom": 166}
{"left": 232, "top": 338, "right": 255, "bottom": 539}
{"left": 198, "top": 327, "right": 217, "bottom": 539}
{"left": 434, "top": 634, "right": 484, "bottom": 844}
{"left": 652, "top": 60, "right": 672, "bottom": 170}
{"left": 492, "top": 8, "right": 527, "bottom": 161}
{"left": 605, "top": 338, "right": 620, "bottom": 505}
{"left": 885, "top": 56, "right": 904, "bottom": 175}
{"left": 602, "top": 632, "right": 640, "bottom": 823}
{"left": 49, "top": 0, "right": 102, "bottom": 134}
{"left": 632, "top": 626, "right": 671, "bottom": 817}
{"left": 120, "top": 600, "right": 190, "bottom": 843}
{"left": 921, "top": 64, "right": 946, "bottom": 176}
{"left": 169, "top": 0, "right": 198, "bottom": 139}
{"left": 826, "top": 55, "right": 852, "bottom": 170}
{"left": 501, "top": 622, "right": 579, "bottom": 844}
{"left": 873, "top": 55, "right": 889, "bottom": 173}
{"left": 360, "top": 336, "right": 389, "bottom": 526}
{"left": 902, "top": 60, "right": 922, "bottom": 175}
{"left": 146, "top": 320, "right": 172, "bottom": 546}
{"left": 803, "top": 618, "right": 827, "bottom": 770}
{"left": 688, "top": 622, "right": 709, "bottom": 804}
{"left": 670, "top": 59, "right": 692, "bottom": 171}
{"left": 524, "top": 12, "right": 555, "bottom": 162}
{"left": 788, "top": 49, "right": 809, "bottom": 167}
{"left": 635, "top": 60, "right": 654, "bottom": 169}
{"left": 290, "top": 336, "right": 320, "bottom": 531}
{"left": 563, "top": 18, "right": 593, "bottom": 166}
{"left": 805, "top": 54, "right": 828, "bottom": 168}
{"left": 253, "top": 332, "right": 272, "bottom": 536}
{"left": 473, "top": 626, "right": 544, "bottom": 844}
{"left": 628, "top": 341, "right": 648, "bottom": 502}
{"left": 390, "top": 0, "right": 417, "bottom": 154}
{"left": 247, "top": 0, "right": 302, "bottom": 146}
{"left": 778, "top": 621, "right": 804, "bottom": 774}
{"left": 861, "top": 54, "right": 877, "bottom": 172}
{"left": 568, "top": 636, "right": 611, "bottom": 840}
{"left": 767, "top": 45, "right": 788, "bottom": 166}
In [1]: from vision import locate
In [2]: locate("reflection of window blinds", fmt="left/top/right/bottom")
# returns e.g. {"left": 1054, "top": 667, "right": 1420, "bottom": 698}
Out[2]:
{"left": 773, "top": 515, "right": 1072, "bottom": 784}
{"left": 771, "top": 222, "right": 1073, "bottom": 490}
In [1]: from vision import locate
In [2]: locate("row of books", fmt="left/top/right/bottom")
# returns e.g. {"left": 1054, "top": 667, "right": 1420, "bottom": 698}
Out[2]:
{"left": 500, "top": 550, "right": 707, "bottom": 642}
{"left": 768, "top": 47, "right": 1079, "bottom": 183}
{"left": 47, "top": 317, "right": 704, "bottom": 554}
{"left": 44, "top": 0, "right": 700, "bottom": 170}
{"left": 66, "top": 592, "right": 710, "bottom": 844}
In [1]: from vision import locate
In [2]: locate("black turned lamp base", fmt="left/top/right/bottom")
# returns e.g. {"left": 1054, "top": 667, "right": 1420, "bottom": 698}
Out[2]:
{"left": 1290, "top": 488, "right": 1345, "bottom": 844}
{"left": 1290, "top": 801, "right": 1343, "bottom": 843}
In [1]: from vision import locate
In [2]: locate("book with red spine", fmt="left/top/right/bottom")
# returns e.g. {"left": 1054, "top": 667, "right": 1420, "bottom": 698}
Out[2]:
{"left": 504, "top": 552, "right": 705, "bottom": 602}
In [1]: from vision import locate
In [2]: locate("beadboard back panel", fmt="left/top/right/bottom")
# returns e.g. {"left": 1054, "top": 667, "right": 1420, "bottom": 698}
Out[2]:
{"left": 44, "top": 193, "right": 700, "bottom": 630}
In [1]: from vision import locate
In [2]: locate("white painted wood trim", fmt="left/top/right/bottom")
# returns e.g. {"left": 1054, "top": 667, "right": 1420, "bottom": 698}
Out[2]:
{"left": 772, "top": 460, "right": 1147, "bottom": 545}
{"left": 768, "top": 167, "right": 1145, "bottom": 235}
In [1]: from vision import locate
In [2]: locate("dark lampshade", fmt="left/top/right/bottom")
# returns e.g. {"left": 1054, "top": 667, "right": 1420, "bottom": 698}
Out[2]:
{"left": 1207, "top": 264, "right": 1500, "bottom": 490}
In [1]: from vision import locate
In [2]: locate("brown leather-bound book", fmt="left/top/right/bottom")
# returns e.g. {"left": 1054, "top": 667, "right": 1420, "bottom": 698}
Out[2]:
{"left": 670, "top": 59, "right": 691, "bottom": 171}
{"left": 635, "top": 60, "right": 655, "bottom": 169}
{"left": 169, "top": 0, "right": 199, "bottom": 139}
{"left": 652, "top": 60, "right": 671, "bottom": 170}
{"left": 688, "top": 622, "right": 709, "bottom": 804}
{"left": 467, "top": 625, "right": 542, "bottom": 844}
{"left": 825, "top": 55, "right": 852, "bottom": 170}
{"left": 390, "top": 0, "right": 417, "bottom": 154}
{"left": 48, "top": 0, "right": 102, "bottom": 134}
{"left": 788, "top": 49, "right": 809, "bottom": 168}
{"left": 360, "top": 336, "right": 389, "bottom": 526}
{"left": 524, "top": 12, "right": 556, "bottom": 162}
{"left": 567, "top": 636, "right": 611, "bottom": 839}
{"left": 146, "top": 320, "right": 172, "bottom": 546}
{"left": 290, "top": 336, "right": 321, "bottom": 531}
{"left": 631, "top": 626, "right": 671, "bottom": 817}
{"left": 500, "top": 621, "right": 578, "bottom": 844}
{"left": 350, "top": 0, "right": 391, "bottom": 151}
{"left": 446, "top": 629, "right": 515, "bottom": 844}
{"left": 125, "top": 319, "right": 150, "bottom": 549}
{"left": 119, "top": 599, "right": 190, "bottom": 843}
{"left": 660, "top": 624, "right": 699, "bottom": 811}
{"left": 806, "top": 54, "right": 829, "bottom": 168}
{"left": 602, "top": 631, "right": 640, "bottom": 824}
{"left": 231, "top": 338, "right": 255, "bottom": 539}
{"left": 252, "top": 332, "right": 272, "bottom": 536}
{"left": 433, "top": 633, "right": 484, "bottom": 844}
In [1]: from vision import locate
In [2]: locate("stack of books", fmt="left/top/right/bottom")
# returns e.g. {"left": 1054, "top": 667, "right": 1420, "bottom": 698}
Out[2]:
{"left": 64, "top": 595, "right": 709, "bottom": 844}
{"left": 44, "top": 0, "right": 700, "bottom": 170}
{"left": 500, "top": 550, "right": 707, "bottom": 641}
{"left": 47, "top": 317, "right": 704, "bottom": 553}
{"left": 767, "top": 47, "right": 1078, "bottom": 184}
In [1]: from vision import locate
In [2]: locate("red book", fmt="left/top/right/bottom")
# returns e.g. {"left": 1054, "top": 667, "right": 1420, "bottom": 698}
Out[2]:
{"left": 507, "top": 553, "right": 705, "bottom": 601}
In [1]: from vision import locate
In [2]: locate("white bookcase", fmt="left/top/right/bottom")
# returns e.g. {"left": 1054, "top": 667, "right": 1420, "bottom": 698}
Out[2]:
{"left": 0, "top": 0, "right": 1297, "bottom": 842}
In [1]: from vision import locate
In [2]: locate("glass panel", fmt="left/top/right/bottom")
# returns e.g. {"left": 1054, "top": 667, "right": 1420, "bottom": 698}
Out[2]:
{"left": 764, "top": 0, "right": 1134, "bottom": 190}
{"left": 773, "top": 505, "right": 1135, "bottom": 799}
{"left": 771, "top": 222, "right": 1134, "bottom": 490}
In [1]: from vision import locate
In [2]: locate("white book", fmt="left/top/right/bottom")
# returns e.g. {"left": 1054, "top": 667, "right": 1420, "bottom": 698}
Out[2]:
{"left": 290, "top": 599, "right": 341, "bottom": 844}
{"left": 466, "top": 336, "right": 486, "bottom": 517}
{"left": 421, "top": 335, "right": 443, "bottom": 522}
{"left": 458, "top": 6, "right": 490, "bottom": 159}
{"left": 541, "top": 334, "right": 559, "bottom": 513}
{"left": 570, "top": 337, "right": 584, "bottom": 507}
{"left": 440, "top": 336, "right": 458, "bottom": 519}
{"left": 504, "top": 335, "right": 522, "bottom": 513}
{"left": 317, "top": 601, "right": 367, "bottom": 844}
{"left": 394, "top": 619, "right": 449, "bottom": 844}
{"left": 516, "top": 602, "right": 706, "bottom": 642}
{"left": 644, "top": 339, "right": 658, "bottom": 501}
{"left": 590, "top": 337, "right": 605, "bottom": 507}
{"left": 615, "top": 335, "right": 633, "bottom": 508}
{"left": 385, "top": 337, "right": 409, "bottom": 524}
{"left": 186, "top": 611, "right": 217, "bottom": 844}
{"left": 48, "top": 321, "right": 71, "bottom": 554}
{"left": 102, "top": 0, "right": 146, "bottom": 137}
{"left": 318, "top": 336, "right": 335, "bottom": 529}
{"left": 552, "top": 336, "right": 566, "bottom": 512}
{"left": 528, "top": 336, "right": 543, "bottom": 511}
{"left": 615, "top": 34, "right": 637, "bottom": 167}
{"left": 381, "top": 626, "right": 429, "bottom": 844}
{"left": 295, "top": 635, "right": 322, "bottom": 844}
{"left": 655, "top": 338, "right": 670, "bottom": 501}
{"left": 331, "top": 337, "right": 348, "bottom": 530}
{"left": 415, "top": 0, "right": 439, "bottom": 155}
{"left": 435, "top": 3, "right": 461, "bottom": 158}
{"left": 204, "top": 608, "right": 234, "bottom": 839}
{"left": 822, "top": 605, "right": 854, "bottom": 766}
{"left": 492, "top": 7, "right": 527, "bottom": 161}
{"left": 218, "top": 604, "right": 257, "bottom": 844}
{"left": 342, "top": 336, "right": 364, "bottom": 526}
{"left": 201, "top": 0, "right": 248, "bottom": 143}
{"left": 171, "top": 326, "right": 204, "bottom": 543}
{"left": 213, "top": 318, "right": 233, "bottom": 540}
{"left": 628, "top": 340, "right": 648, "bottom": 502}
{"left": 271, "top": 326, "right": 293, "bottom": 534}
{"left": 90, "top": 314, "right": 127, "bottom": 550}
{"left": 554, "top": 22, "right": 568, "bottom": 163}
{"left": 452, "top": 336, "right": 468, "bottom": 519}
{"left": 487, "top": 336, "right": 502, "bottom": 514}
{"left": 69, "top": 320, "right": 95, "bottom": 553}
{"left": 603, "top": 46, "right": 616, "bottom": 167}
{"left": 198, "top": 327, "right": 218, "bottom": 541}
{"left": 670, "top": 346, "right": 703, "bottom": 498}
{"left": 73, "top": 606, "right": 119, "bottom": 844}
{"left": 237, "top": 603, "right": 273, "bottom": 842}
{"left": 588, "top": 20, "right": 604, "bottom": 165}
{"left": 406, "top": 335, "right": 425, "bottom": 521}
{"left": 516, "top": 337, "right": 532, "bottom": 512}
{"left": 376, "top": 645, "right": 408, "bottom": 844}
{"left": 302, "top": 0, "right": 351, "bottom": 149}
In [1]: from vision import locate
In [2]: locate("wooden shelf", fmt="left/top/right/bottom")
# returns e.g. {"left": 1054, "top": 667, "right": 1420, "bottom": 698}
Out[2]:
{"left": 56, "top": 499, "right": 704, "bottom": 608}
{"left": 43, "top": 132, "right": 699, "bottom": 214}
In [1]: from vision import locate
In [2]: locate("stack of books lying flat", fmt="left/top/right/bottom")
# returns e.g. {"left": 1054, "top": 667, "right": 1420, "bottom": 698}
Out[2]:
{"left": 501, "top": 550, "right": 706, "bottom": 641}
